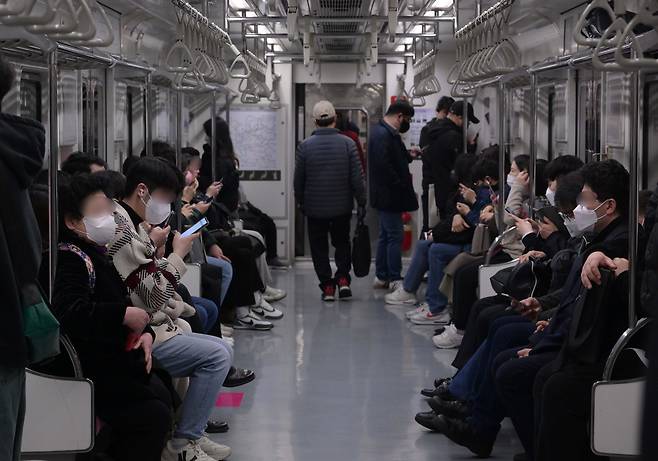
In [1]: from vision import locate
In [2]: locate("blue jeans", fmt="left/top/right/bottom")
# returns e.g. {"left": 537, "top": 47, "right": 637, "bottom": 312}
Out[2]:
{"left": 206, "top": 256, "right": 234, "bottom": 307}
{"left": 402, "top": 239, "right": 432, "bottom": 293}
{"left": 0, "top": 366, "right": 25, "bottom": 461}
{"left": 375, "top": 211, "right": 403, "bottom": 281}
{"left": 152, "top": 332, "right": 233, "bottom": 440}
{"left": 192, "top": 297, "right": 219, "bottom": 334}
{"left": 426, "top": 242, "right": 470, "bottom": 314}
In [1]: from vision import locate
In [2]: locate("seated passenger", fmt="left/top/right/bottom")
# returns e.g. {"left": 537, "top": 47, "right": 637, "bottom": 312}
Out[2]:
{"left": 107, "top": 157, "right": 234, "bottom": 461}
{"left": 61, "top": 151, "right": 107, "bottom": 175}
{"left": 53, "top": 174, "right": 171, "bottom": 461}
{"left": 403, "top": 158, "right": 501, "bottom": 326}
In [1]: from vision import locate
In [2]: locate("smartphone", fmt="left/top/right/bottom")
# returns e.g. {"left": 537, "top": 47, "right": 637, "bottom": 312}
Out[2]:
{"left": 181, "top": 217, "right": 209, "bottom": 237}
{"left": 504, "top": 206, "right": 521, "bottom": 218}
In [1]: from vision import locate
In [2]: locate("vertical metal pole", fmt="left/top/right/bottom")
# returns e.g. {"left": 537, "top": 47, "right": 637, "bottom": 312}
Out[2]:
{"left": 628, "top": 69, "right": 640, "bottom": 328}
{"left": 144, "top": 72, "right": 153, "bottom": 156}
{"left": 600, "top": 71, "right": 607, "bottom": 159}
{"left": 476, "top": 0, "right": 482, "bottom": 17}
{"left": 176, "top": 91, "right": 183, "bottom": 169}
{"left": 462, "top": 97, "right": 469, "bottom": 153}
{"left": 529, "top": 73, "right": 538, "bottom": 212}
{"left": 201, "top": 0, "right": 209, "bottom": 15}
{"left": 498, "top": 80, "right": 506, "bottom": 226}
{"left": 48, "top": 49, "right": 59, "bottom": 301}
{"left": 210, "top": 91, "right": 217, "bottom": 182}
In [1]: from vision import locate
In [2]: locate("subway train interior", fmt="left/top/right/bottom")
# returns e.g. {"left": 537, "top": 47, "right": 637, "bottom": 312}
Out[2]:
{"left": 2, "top": 0, "right": 658, "bottom": 460}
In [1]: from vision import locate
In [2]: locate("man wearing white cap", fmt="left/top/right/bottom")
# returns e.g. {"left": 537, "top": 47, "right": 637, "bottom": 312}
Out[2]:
{"left": 294, "top": 100, "right": 367, "bottom": 301}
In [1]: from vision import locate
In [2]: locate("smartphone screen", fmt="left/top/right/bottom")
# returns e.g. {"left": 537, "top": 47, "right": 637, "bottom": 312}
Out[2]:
{"left": 181, "top": 217, "right": 209, "bottom": 237}
{"left": 504, "top": 206, "right": 520, "bottom": 218}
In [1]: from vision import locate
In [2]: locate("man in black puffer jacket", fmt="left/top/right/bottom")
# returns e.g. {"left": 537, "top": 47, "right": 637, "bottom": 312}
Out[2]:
{"left": 294, "top": 100, "right": 366, "bottom": 301}
{"left": 0, "top": 56, "right": 46, "bottom": 461}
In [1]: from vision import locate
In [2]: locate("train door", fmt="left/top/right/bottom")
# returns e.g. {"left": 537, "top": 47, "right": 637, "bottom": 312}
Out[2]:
{"left": 81, "top": 70, "right": 106, "bottom": 161}
{"left": 642, "top": 74, "right": 658, "bottom": 189}
{"left": 294, "top": 83, "right": 384, "bottom": 260}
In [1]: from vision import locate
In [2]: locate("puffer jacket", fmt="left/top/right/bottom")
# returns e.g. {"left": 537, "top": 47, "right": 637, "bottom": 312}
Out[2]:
{"left": 642, "top": 182, "right": 658, "bottom": 317}
{"left": 294, "top": 128, "right": 366, "bottom": 219}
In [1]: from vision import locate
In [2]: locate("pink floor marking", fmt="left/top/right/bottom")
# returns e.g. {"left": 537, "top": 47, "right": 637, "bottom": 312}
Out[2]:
{"left": 215, "top": 392, "right": 244, "bottom": 407}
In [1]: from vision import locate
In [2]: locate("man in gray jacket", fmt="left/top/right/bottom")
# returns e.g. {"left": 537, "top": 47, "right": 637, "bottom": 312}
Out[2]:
{"left": 294, "top": 100, "right": 367, "bottom": 301}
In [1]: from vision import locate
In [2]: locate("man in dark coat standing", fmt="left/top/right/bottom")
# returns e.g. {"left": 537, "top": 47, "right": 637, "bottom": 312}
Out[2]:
{"left": 0, "top": 55, "right": 46, "bottom": 461}
{"left": 368, "top": 100, "right": 418, "bottom": 290}
{"left": 294, "top": 100, "right": 367, "bottom": 301}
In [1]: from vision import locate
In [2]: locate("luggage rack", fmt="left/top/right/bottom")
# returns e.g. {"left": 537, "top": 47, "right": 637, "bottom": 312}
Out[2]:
{"left": 0, "top": 39, "right": 113, "bottom": 68}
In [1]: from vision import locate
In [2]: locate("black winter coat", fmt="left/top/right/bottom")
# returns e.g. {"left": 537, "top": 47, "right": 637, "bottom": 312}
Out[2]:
{"left": 642, "top": 183, "right": 658, "bottom": 317}
{"left": 423, "top": 118, "right": 463, "bottom": 213}
{"left": 0, "top": 113, "right": 45, "bottom": 368}
{"left": 52, "top": 234, "right": 157, "bottom": 414}
{"left": 368, "top": 120, "right": 418, "bottom": 212}
{"left": 200, "top": 144, "right": 241, "bottom": 212}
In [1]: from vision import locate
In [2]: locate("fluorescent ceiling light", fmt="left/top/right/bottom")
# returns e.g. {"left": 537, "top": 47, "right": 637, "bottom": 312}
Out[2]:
{"left": 410, "top": 25, "right": 423, "bottom": 34}
{"left": 401, "top": 37, "right": 413, "bottom": 44}
{"left": 272, "top": 44, "right": 283, "bottom": 52}
{"left": 433, "top": 0, "right": 453, "bottom": 8}
{"left": 257, "top": 25, "right": 268, "bottom": 34}
{"left": 267, "top": 38, "right": 278, "bottom": 44}
{"left": 229, "top": 0, "right": 250, "bottom": 9}
{"left": 245, "top": 10, "right": 257, "bottom": 17}
{"left": 395, "top": 45, "right": 406, "bottom": 52}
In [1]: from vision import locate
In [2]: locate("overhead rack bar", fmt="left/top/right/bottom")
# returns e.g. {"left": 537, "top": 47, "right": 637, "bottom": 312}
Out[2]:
{"left": 455, "top": 0, "right": 514, "bottom": 39}
{"left": 227, "top": 15, "right": 455, "bottom": 24}
{"left": 242, "top": 32, "right": 441, "bottom": 39}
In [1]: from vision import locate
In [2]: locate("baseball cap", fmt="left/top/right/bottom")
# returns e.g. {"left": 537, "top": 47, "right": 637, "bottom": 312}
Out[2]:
{"left": 450, "top": 100, "right": 480, "bottom": 124}
{"left": 312, "top": 100, "right": 337, "bottom": 121}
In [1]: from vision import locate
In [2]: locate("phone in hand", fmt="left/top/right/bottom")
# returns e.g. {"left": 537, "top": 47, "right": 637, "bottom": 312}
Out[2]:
{"left": 504, "top": 206, "right": 521, "bottom": 218}
{"left": 181, "top": 217, "right": 209, "bottom": 237}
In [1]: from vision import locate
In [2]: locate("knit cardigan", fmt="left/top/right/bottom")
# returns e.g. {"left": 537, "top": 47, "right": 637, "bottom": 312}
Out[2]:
{"left": 108, "top": 203, "right": 192, "bottom": 345}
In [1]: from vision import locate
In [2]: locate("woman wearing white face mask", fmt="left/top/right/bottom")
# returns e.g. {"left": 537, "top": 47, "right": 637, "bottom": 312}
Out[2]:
{"left": 53, "top": 174, "right": 172, "bottom": 460}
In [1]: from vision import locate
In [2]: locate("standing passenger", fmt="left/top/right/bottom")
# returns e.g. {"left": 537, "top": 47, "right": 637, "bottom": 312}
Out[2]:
{"left": 369, "top": 100, "right": 419, "bottom": 291}
{"left": 294, "top": 101, "right": 367, "bottom": 301}
{"left": 0, "top": 56, "right": 46, "bottom": 461}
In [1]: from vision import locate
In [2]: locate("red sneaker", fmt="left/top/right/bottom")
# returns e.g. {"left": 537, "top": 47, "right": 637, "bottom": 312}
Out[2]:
{"left": 322, "top": 284, "right": 336, "bottom": 302}
{"left": 337, "top": 277, "right": 352, "bottom": 299}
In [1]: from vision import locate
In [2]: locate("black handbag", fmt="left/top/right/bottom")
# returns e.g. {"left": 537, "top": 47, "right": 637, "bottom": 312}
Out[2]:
{"left": 490, "top": 258, "right": 551, "bottom": 301}
{"left": 352, "top": 217, "right": 371, "bottom": 278}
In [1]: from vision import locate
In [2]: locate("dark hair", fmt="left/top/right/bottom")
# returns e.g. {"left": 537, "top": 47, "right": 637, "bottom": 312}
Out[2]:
{"left": 385, "top": 100, "right": 415, "bottom": 117}
{"left": 513, "top": 154, "right": 530, "bottom": 173}
{"left": 453, "top": 153, "right": 478, "bottom": 185}
{"left": 182, "top": 146, "right": 200, "bottom": 157}
{"left": 473, "top": 158, "right": 500, "bottom": 182}
{"left": 93, "top": 170, "right": 126, "bottom": 200}
{"left": 0, "top": 55, "right": 14, "bottom": 105}
{"left": 535, "top": 159, "right": 549, "bottom": 198}
{"left": 203, "top": 117, "right": 237, "bottom": 164}
{"left": 125, "top": 157, "right": 184, "bottom": 197}
{"left": 639, "top": 189, "right": 652, "bottom": 219}
{"left": 580, "top": 159, "right": 629, "bottom": 217}
{"left": 58, "top": 173, "right": 109, "bottom": 238}
{"left": 182, "top": 154, "right": 200, "bottom": 172}
{"left": 544, "top": 155, "right": 584, "bottom": 181}
{"left": 61, "top": 152, "right": 107, "bottom": 175}
{"left": 554, "top": 171, "right": 584, "bottom": 214}
{"left": 436, "top": 96, "right": 455, "bottom": 113}
{"left": 316, "top": 117, "right": 335, "bottom": 128}
{"left": 122, "top": 155, "right": 140, "bottom": 176}
{"left": 141, "top": 141, "right": 177, "bottom": 166}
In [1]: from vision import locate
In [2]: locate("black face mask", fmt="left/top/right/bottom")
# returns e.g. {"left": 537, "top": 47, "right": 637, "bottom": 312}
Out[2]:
{"left": 399, "top": 119, "right": 410, "bottom": 133}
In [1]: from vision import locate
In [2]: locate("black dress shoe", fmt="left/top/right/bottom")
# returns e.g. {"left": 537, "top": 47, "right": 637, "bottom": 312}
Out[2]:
{"left": 414, "top": 411, "right": 448, "bottom": 432}
{"left": 513, "top": 453, "right": 527, "bottom": 461}
{"left": 222, "top": 366, "right": 255, "bottom": 387}
{"left": 421, "top": 380, "right": 456, "bottom": 400}
{"left": 440, "top": 415, "right": 497, "bottom": 458}
{"left": 426, "top": 396, "right": 470, "bottom": 419}
{"left": 206, "top": 419, "right": 230, "bottom": 433}
{"left": 434, "top": 377, "right": 452, "bottom": 388}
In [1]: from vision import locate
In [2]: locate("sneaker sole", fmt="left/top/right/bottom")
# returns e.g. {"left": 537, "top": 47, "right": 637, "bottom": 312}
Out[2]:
{"left": 322, "top": 297, "right": 336, "bottom": 302}
{"left": 385, "top": 298, "right": 418, "bottom": 305}
{"left": 252, "top": 308, "right": 284, "bottom": 320}
{"left": 410, "top": 318, "right": 450, "bottom": 326}
{"left": 233, "top": 321, "right": 273, "bottom": 331}
{"left": 338, "top": 289, "right": 352, "bottom": 299}
{"left": 433, "top": 341, "right": 462, "bottom": 349}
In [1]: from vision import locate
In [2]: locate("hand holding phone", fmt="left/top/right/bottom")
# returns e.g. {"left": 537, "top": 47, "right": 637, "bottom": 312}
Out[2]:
{"left": 181, "top": 217, "right": 209, "bottom": 237}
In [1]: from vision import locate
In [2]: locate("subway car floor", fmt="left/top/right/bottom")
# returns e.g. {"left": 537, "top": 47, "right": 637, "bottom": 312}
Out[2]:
{"left": 207, "top": 267, "right": 522, "bottom": 460}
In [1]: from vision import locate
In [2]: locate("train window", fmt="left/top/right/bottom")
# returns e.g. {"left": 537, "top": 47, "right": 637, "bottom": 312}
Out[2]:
{"left": 20, "top": 73, "right": 42, "bottom": 122}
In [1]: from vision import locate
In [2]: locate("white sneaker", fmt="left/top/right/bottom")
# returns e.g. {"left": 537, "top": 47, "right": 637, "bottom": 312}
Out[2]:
{"left": 263, "top": 286, "right": 287, "bottom": 302}
{"left": 389, "top": 280, "right": 404, "bottom": 292}
{"left": 161, "top": 440, "right": 215, "bottom": 461}
{"left": 385, "top": 286, "right": 417, "bottom": 305}
{"left": 234, "top": 310, "right": 273, "bottom": 330}
{"left": 406, "top": 302, "right": 429, "bottom": 319}
{"left": 432, "top": 324, "right": 464, "bottom": 349}
{"left": 409, "top": 308, "right": 451, "bottom": 326}
{"left": 373, "top": 277, "right": 389, "bottom": 289}
{"left": 222, "top": 336, "right": 235, "bottom": 347}
{"left": 198, "top": 435, "right": 231, "bottom": 460}
{"left": 251, "top": 297, "right": 284, "bottom": 320}
{"left": 220, "top": 324, "right": 234, "bottom": 338}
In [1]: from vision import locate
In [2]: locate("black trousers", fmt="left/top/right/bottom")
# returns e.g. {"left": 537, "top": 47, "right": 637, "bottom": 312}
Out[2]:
{"left": 242, "top": 210, "right": 279, "bottom": 260}
{"left": 452, "top": 295, "right": 514, "bottom": 369}
{"left": 452, "top": 252, "right": 512, "bottom": 331}
{"left": 307, "top": 214, "right": 352, "bottom": 288}
{"left": 421, "top": 185, "right": 430, "bottom": 233}
{"left": 534, "top": 362, "right": 604, "bottom": 461}
{"left": 215, "top": 235, "right": 264, "bottom": 322}
{"left": 494, "top": 351, "right": 557, "bottom": 459}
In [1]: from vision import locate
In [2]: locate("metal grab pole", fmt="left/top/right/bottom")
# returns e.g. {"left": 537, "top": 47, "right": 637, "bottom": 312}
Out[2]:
{"left": 463, "top": 97, "right": 469, "bottom": 153}
{"left": 175, "top": 91, "right": 183, "bottom": 232}
{"left": 628, "top": 69, "right": 640, "bottom": 328}
{"left": 48, "top": 48, "right": 59, "bottom": 301}
{"left": 210, "top": 91, "right": 217, "bottom": 182}
{"left": 145, "top": 72, "right": 153, "bottom": 156}
{"left": 528, "top": 73, "right": 538, "bottom": 213}
{"left": 498, "top": 80, "right": 506, "bottom": 226}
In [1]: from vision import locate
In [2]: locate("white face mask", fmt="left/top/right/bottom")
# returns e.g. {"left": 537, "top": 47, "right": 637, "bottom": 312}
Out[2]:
{"left": 142, "top": 192, "right": 172, "bottom": 225}
{"left": 572, "top": 200, "right": 609, "bottom": 234}
{"left": 83, "top": 214, "right": 117, "bottom": 246}
{"left": 545, "top": 187, "right": 556, "bottom": 206}
{"left": 506, "top": 174, "right": 516, "bottom": 187}
{"left": 563, "top": 217, "right": 583, "bottom": 238}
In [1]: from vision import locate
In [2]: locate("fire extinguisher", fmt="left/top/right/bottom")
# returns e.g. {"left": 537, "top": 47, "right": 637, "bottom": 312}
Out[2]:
{"left": 401, "top": 212, "right": 413, "bottom": 252}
